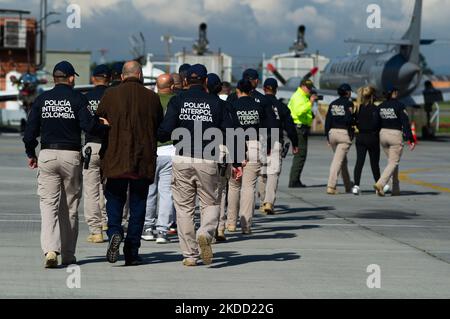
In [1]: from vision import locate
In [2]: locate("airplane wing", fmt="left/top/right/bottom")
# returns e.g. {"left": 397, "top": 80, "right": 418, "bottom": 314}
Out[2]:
{"left": 278, "top": 86, "right": 450, "bottom": 107}
{"left": 344, "top": 38, "right": 438, "bottom": 46}
{"left": 344, "top": 38, "right": 412, "bottom": 46}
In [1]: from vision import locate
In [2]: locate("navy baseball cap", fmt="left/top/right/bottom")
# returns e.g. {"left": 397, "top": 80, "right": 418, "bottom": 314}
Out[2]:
{"left": 111, "top": 62, "right": 124, "bottom": 76}
{"left": 187, "top": 64, "right": 208, "bottom": 79}
{"left": 242, "top": 68, "right": 259, "bottom": 80}
{"left": 263, "top": 78, "right": 278, "bottom": 89}
{"left": 384, "top": 84, "right": 398, "bottom": 94}
{"left": 53, "top": 61, "right": 79, "bottom": 77}
{"left": 207, "top": 73, "right": 222, "bottom": 94}
{"left": 92, "top": 64, "right": 111, "bottom": 77}
{"left": 207, "top": 73, "right": 222, "bottom": 87}
{"left": 338, "top": 83, "right": 352, "bottom": 94}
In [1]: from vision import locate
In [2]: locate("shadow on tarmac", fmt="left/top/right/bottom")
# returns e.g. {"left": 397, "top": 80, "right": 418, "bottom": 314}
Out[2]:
{"left": 354, "top": 209, "right": 419, "bottom": 220}
{"left": 358, "top": 190, "right": 440, "bottom": 196}
{"left": 398, "top": 191, "right": 441, "bottom": 196}
{"left": 208, "top": 251, "right": 301, "bottom": 269}
{"left": 80, "top": 249, "right": 301, "bottom": 268}
{"left": 223, "top": 225, "right": 320, "bottom": 244}
{"left": 271, "top": 205, "right": 335, "bottom": 215}
{"left": 80, "top": 251, "right": 183, "bottom": 266}
{"left": 256, "top": 215, "right": 325, "bottom": 223}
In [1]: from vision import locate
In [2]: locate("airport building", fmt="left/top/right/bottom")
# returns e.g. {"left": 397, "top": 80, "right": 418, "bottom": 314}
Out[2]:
{"left": 172, "top": 23, "right": 233, "bottom": 83}
{"left": 262, "top": 51, "right": 329, "bottom": 89}
{"left": 262, "top": 26, "right": 329, "bottom": 88}
{"left": 174, "top": 50, "right": 232, "bottom": 83}
{"left": 0, "top": 16, "right": 37, "bottom": 91}
{"left": 37, "top": 50, "right": 92, "bottom": 86}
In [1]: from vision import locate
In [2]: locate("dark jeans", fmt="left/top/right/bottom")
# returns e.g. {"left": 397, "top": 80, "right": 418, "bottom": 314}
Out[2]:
{"left": 353, "top": 133, "right": 381, "bottom": 186}
{"left": 105, "top": 178, "right": 151, "bottom": 260}
{"left": 289, "top": 127, "right": 309, "bottom": 184}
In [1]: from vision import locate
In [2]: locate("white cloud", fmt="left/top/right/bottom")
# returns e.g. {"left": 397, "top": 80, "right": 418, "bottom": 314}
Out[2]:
{"left": 286, "top": 6, "right": 336, "bottom": 41}
{"left": 44, "top": 0, "right": 450, "bottom": 44}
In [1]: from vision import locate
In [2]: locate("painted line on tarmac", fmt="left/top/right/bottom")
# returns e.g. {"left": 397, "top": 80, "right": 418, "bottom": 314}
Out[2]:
{"left": 264, "top": 222, "right": 450, "bottom": 229}
{"left": 2, "top": 219, "right": 449, "bottom": 230}
{"left": 399, "top": 166, "right": 450, "bottom": 193}
{"left": 0, "top": 219, "right": 40, "bottom": 223}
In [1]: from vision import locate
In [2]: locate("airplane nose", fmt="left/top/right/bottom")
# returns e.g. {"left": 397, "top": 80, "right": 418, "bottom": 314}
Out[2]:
{"left": 398, "top": 62, "right": 421, "bottom": 83}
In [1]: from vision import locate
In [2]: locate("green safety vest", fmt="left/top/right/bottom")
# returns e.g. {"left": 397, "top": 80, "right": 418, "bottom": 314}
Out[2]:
{"left": 288, "top": 87, "right": 313, "bottom": 127}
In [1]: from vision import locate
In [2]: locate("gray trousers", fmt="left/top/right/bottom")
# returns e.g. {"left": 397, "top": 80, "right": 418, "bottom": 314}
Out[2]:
{"left": 171, "top": 157, "right": 221, "bottom": 261}
{"left": 144, "top": 155, "right": 176, "bottom": 233}
{"left": 37, "top": 149, "right": 82, "bottom": 259}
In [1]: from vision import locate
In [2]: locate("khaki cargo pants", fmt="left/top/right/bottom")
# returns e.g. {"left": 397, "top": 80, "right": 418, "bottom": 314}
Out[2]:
{"left": 378, "top": 129, "right": 404, "bottom": 192}
{"left": 82, "top": 142, "right": 107, "bottom": 234}
{"left": 227, "top": 140, "right": 261, "bottom": 230}
{"left": 37, "top": 149, "right": 82, "bottom": 259}
{"left": 327, "top": 129, "right": 352, "bottom": 190}
{"left": 171, "top": 156, "right": 221, "bottom": 261}
{"left": 217, "top": 168, "right": 230, "bottom": 233}
{"left": 258, "top": 141, "right": 282, "bottom": 206}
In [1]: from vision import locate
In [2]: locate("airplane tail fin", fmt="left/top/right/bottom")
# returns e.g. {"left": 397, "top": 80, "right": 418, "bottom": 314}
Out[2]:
{"left": 401, "top": 0, "right": 422, "bottom": 64}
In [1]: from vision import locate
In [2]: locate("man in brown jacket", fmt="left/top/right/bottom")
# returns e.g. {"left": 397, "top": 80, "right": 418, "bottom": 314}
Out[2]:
{"left": 97, "top": 61, "right": 163, "bottom": 266}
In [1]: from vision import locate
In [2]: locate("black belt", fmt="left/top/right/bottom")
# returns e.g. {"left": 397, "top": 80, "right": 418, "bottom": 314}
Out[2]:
{"left": 41, "top": 144, "right": 81, "bottom": 152}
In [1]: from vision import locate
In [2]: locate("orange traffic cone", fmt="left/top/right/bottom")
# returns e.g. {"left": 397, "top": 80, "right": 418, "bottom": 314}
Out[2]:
{"left": 411, "top": 121, "right": 418, "bottom": 144}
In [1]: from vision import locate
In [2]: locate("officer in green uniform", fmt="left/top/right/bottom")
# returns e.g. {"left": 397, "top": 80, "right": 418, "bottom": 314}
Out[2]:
{"left": 288, "top": 79, "right": 317, "bottom": 188}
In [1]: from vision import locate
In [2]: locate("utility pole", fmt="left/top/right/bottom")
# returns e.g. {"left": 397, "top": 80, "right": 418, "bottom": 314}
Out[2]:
{"left": 161, "top": 34, "right": 194, "bottom": 73}
{"left": 36, "top": 0, "right": 47, "bottom": 70}
{"left": 98, "top": 48, "right": 108, "bottom": 64}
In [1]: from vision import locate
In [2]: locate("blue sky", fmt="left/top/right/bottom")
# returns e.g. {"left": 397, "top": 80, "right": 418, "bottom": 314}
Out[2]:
{"left": 2, "top": 0, "right": 450, "bottom": 74}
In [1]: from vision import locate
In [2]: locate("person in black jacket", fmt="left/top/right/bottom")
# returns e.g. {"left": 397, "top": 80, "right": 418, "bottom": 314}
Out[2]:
{"left": 352, "top": 86, "right": 381, "bottom": 195}
{"left": 83, "top": 64, "right": 110, "bottom": 243}
{"left": 23, "top": 61, "right": 109, "bottom": 268}
{"left": 205, "top": 73, "right": 239, "bottom": 242}
{"left": 226, "top": 79, "right": 278, "bottom": 235}
{"left": 258, "top": 78, "right": 299, "bottom": 214}
{"left": 158, "top": 64, "right": 237, "bottom": 266}
{"left": 374, "top": 86, "right": 415, "bottom": 196}
{"left": 325, "top": 83, "right": 354, "bottom": 195}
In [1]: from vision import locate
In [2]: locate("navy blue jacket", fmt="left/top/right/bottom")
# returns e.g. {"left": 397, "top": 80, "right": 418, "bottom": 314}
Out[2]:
{"left": 84, "top": 85, "right": 108, "bottom": 143}
{"left": 354, "top": 103, "right": 379, "bottom": 134}
{"left": 230, "top": 95, "right": 279, "bottom": 161}
{"left": 325, "top": 97, "right": 354, "bottom": 139}
{"left": 376, "top": 99, "right": 414, "bottom": 143}
{"left": 231, "top": 95, "right": 278, "bottom": 132}
{"left": 23, "top": 84, "right": 106, "bottom": 158}
{"left": 265, "top": 94, "right": 299, "bottom": 148}
{"left": 158, "top": 85, "right": 234, "bottom": 160}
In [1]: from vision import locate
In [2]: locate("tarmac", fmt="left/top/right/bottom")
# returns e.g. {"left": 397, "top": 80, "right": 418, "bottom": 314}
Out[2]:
{"left": 1, "top": 133, "right": 450, "bottom": 298}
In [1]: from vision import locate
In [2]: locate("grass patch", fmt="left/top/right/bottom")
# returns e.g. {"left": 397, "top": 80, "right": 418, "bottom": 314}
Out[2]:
{"left": 439, "top": 102, "right": 450, "bottom": 111}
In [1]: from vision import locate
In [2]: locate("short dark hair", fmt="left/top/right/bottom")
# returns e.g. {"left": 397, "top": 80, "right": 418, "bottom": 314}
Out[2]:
{"left": 237, "top": 79, "right": 253, "bottom": 94}
{"left": 187, "top": 77, "right": 205, "bottom": 86}
{"left": 179, "top": 63, "right": 191, "bottom": 80}
{"left": 222, "top": 81, "right": 231, "bottom": 89}
{"left": 53, "top": 74, "right": 70, "bottom": 84}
